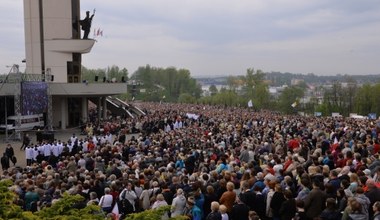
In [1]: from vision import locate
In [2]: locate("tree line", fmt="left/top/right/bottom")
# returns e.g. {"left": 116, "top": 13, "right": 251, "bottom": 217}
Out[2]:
{"left": 81, "top": 65, "right": 380, "bottom": 117}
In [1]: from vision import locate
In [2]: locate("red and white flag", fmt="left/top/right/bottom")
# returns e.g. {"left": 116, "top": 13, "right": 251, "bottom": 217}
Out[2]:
{"left": 111, "top": 203, "right": 120, "bottom": 220}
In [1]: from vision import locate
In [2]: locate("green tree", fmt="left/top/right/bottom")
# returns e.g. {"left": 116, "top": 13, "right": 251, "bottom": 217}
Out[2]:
{"left": 120, "top": 68, "right": 129, "bottom": 81}
{"left": 210, "top": 90, "right": 244, "bottom": 106}
{"left": 226, "top": 75, "right": 239, "bottom": 92}
{"left": 322, "top": 81, "right": 345, "bottom": 116}
{"left": 81, "top": 65, "right": 128, "bottom": 83}
{"left": 81, "top": 66, "right": 106, "bottom": 82}
{"left": 178, "top": 93, "right": 196, "bottom": 103}
{"left": 0, "top": 180, "right": 103, "bottom": 220}
{"left": 125, "top": 206, "right": 187, "bottom": 220}
{"left": 354, "top": 84, "right": 373, "bottom": 115}
{"left": 277, "top": 86, "right": 305, "bottom": 114}
{"left": 241, "top": 68, "right": 270, "bottom": 109}
{"left": 343, "top": 77, "right": 357, "bottom": 114}
{"left": 34, "top": 194, "right": 102, "bottom": 220}
{"left": 209, "top": 85, "right": 218, "bottom": 96}
{"left": 0, "top": 180, "right": 25, "bottom": 219}
{"left": 371, "top": 84, "right": 380, "bottom": 115}
{"left": 131, "top": 65, "right": 201, "bottom": 102}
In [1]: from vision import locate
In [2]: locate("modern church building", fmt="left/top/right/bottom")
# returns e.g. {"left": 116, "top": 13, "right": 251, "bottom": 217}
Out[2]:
{"left": 0, "top": 0, "right": 131, "bottom": 131}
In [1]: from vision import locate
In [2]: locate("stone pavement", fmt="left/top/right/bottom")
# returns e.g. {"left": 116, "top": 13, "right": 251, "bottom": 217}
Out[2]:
{"left": 0, "top": 128, "right": 83, "bottom": 175}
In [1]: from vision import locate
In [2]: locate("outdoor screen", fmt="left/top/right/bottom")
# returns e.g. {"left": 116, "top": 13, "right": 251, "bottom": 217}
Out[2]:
{"left": 21, "top": 82, "right": 48, "bottom": 115}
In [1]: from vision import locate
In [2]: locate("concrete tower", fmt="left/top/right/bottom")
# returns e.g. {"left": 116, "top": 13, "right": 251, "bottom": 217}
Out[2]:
{"left": 20, "top": 0, "right": 128, "bottom": 129}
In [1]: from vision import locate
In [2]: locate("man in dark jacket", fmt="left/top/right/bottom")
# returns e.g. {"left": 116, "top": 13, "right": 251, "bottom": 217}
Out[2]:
{"left": 231, "top": 196, "right": 249, "bottom": 220}
{"left": 239, "top": 181, "right": 256, "bottom": 211}
{"left": 328, "top": 170, "right": 341, "bottom": 193}
{"left": 304, "top": 179, "right": 327, "bottom": 219}
{"left": 279, "top": 190, "right": 297, "bottom": 220}
{"left": 5, "top": 144, "right": 14, "bottom": 160}
{"left": 20, "top": 133, "right": 31, "bottom": 151}
{"left": 1, "top": 152, "right": 10, "bottom": 171}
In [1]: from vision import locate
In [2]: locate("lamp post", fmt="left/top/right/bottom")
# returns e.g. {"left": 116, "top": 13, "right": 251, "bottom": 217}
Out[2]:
{"left": 4, "top": 96, "right": 8, "bottom": 142}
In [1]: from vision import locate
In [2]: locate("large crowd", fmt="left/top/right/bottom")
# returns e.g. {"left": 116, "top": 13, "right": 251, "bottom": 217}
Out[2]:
{"left": 1, "top": 102, "right": 380, "bottom": 220}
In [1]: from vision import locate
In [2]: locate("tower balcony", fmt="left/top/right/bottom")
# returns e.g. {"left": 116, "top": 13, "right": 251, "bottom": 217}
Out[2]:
{"left": 45, "top": 38, "right": 95, "bottom": 54}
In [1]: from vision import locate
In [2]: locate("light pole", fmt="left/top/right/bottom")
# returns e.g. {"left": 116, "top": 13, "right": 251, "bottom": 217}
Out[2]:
{"left": 4, "top": 96, "right": 8, "bottom": 142}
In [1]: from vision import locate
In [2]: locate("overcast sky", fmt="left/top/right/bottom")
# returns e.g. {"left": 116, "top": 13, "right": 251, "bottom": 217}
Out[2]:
{"left": 1, "top": 0, "right": 380, "bottom": 77}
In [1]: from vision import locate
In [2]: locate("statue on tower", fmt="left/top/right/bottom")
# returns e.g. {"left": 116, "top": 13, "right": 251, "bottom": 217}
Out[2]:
{"left": 80, "top": 9, "right": 95, "bottom": 39}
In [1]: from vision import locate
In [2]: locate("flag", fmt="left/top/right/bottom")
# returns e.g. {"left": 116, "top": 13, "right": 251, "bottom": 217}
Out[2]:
{"left": 248, "top": 99, "right": 253, "bottom": 108}
{"left": 291, "top": 101, "right": 297, "bottom": 108}
{"left": 334, "top": 137, "right": 338, "bottom": 144}
{"left": 111, "top": 203, "right": 120, "bottom": 220}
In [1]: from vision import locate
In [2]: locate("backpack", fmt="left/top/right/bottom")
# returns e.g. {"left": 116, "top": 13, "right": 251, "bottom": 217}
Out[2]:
{"left": 11, "top": 156, "right": 17, "bottom": 164}
{"left": 119, "top": 189, "right": 134, "bottom": 214}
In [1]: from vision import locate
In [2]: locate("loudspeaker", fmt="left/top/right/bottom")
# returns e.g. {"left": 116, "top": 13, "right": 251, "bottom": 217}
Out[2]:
{"left": 103, "top": 77, "right": 106, "bottom": 82}
{"left": 51, "top": 75, "right": 54, "bottom": 82}
{"left": 95, "top": 76, "right": 98, "bottom": 82}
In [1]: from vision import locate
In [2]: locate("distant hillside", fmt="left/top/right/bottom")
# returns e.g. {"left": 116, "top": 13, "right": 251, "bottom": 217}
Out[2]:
{"left": 196, "top": 72, "right": 380, "bottom": 87}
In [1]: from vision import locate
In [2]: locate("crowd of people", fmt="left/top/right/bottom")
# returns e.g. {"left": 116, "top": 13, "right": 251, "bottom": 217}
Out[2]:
{"left": 1, "top": 102, "right": 380, "bottom": 220}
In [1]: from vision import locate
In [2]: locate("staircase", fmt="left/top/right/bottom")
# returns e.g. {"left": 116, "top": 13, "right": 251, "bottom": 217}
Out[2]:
{"left": 89, "top": 97, "right": 146, "bottom": 119}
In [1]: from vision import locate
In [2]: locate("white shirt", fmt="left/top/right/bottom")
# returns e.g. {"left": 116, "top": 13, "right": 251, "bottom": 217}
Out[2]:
{"left": 32, "top": 148, "right": 39, "bottom": 160}
{"left": 99, "top": 194, "right": 113, "bottom": 208}
{"left": 273, "top": 164, "right": 284, "bottom": 177}
{"left": 106, "top": 133, "right": 113, "bottom": 144}
{"left": 78, "top": 158, "right": 86, "bottom": 169}
{"left": 100, "top": 136, "right": 107, "bottom": 145}
{"left": 43, "top": 143, "right": 51, "bottom": 156}
{"left": 51, "top": 144, "right": 59, "bottom": 157}
{"left": 165, "top": 124, "right": 171, "bottom": 132}
{"left": 57, "top": 142, "right": 64, "bottom": 155}
{"left": 82, "top": 141, "right": 88, "bottom": 153}
{"left": 92, "top": 136, "right": 98, "bottom": 146}
{"left": 67, "top": 142, "right": 74, "bottom": 152}
{"left": 173, "top": 121, "right": 183, "bottom": 129}
{"left": 38, "top": 144, "right": 44, "bottom": 154}
{"left": 70, "top": 136, "right": 78, "bottom": 144}
{"left": 25, "top": 147, "right": 33, "bottom": 160}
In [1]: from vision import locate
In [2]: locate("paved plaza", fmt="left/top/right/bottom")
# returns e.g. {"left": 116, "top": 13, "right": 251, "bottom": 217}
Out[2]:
{"left": 0, "top": 128, "right": 83, "bottom": 174}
